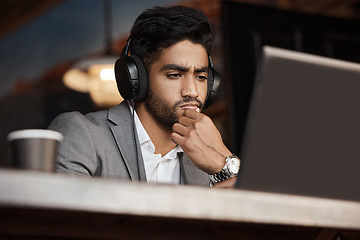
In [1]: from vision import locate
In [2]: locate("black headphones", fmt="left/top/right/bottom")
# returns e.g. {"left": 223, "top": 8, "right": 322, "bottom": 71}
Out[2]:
{"left": 114, "top": 39, "right": 221, "bottom": 109}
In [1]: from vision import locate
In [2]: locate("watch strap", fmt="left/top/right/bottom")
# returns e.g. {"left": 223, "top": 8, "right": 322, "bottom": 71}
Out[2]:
{"left": 209, "top": 167, "right": 233, "bottom": 183}
{"left": 209, "top": 154, "right": 240, "bottom": 183}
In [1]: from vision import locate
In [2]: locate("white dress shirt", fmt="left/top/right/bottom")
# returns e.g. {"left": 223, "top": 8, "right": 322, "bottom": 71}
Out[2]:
{"left": 132, "top": 106, "right": 182, "bottom": 184}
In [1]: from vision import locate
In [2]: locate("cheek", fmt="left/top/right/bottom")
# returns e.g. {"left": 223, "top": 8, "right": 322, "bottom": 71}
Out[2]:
{"left": 198, "top": 81, "right": 208, "bottom": 102}
{"left": 149, "top": 78, "right": 181, "bottom": 102}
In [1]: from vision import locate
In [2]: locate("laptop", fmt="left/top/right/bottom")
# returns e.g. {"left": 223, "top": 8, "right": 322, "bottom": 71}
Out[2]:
{"left": 235, "top": 46, "right": 360, "bottom": 202}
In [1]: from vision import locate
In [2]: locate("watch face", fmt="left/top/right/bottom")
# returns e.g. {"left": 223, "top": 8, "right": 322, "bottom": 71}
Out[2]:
{"left": 228, "top": 157, "right": 240, "bottom": 175}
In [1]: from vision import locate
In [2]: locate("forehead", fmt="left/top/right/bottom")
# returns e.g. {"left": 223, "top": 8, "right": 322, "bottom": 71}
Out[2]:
{"left": 156, "top": 40, "right": 208, "bottom": 68}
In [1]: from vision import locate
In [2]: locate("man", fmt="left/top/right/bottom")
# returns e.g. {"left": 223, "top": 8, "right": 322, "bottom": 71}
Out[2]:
{"left": 48, "top": 5, "right": 240, "bottom": 188}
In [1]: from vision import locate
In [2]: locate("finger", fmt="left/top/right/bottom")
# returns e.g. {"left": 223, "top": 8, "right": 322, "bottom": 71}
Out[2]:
{"left": 171, "top": 131, "right": 197, "bottom": 152}
{"left": 171, "top": 132, "right": 184, "bottom": 145}
{"left": 172, "top": 122, "right": 188, "bottom": 137}
{"left": 178, "top": 115, "right": 194, "bottom": 127}
{"left": 183, "top": 109, "right": 200, "bottom": 120}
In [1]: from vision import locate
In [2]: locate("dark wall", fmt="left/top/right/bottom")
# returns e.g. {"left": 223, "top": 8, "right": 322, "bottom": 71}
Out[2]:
{"left": 221, "top": 1, "right": 360, "bottom": 156}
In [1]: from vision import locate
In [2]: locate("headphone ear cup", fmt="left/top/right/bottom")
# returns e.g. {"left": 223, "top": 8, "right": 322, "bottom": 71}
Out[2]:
{"left": 114, "top": 55, "right": 148, "bottom": 102}
{"left": 114, "top": 56, "right": 134, "bottom": 100}
{"left": 131, "top": 55, "right": 148, "bottom": 102}
{"left": 203, "top": 68, "right": 221, "bottom": 109}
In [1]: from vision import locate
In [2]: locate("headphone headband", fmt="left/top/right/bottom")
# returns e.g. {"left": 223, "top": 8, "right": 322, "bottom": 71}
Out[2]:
{"left": 121, "top": 39, "right": 131, "bottom": 58}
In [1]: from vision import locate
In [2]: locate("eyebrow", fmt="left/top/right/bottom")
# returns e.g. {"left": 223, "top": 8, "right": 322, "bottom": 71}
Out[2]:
{"left": 160, "top": 64, "right": 209, "bottom": 73}
{"left": 194, "top": 66, "right": 209, "bottom": 73}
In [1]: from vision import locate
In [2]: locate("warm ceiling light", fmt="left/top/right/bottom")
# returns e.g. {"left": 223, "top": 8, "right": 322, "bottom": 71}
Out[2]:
{"left": 63, "top": 56, "right": 123, "bottom": 108}
{"left": 100, "top": 68, "right": 116, "bottom": 81}
{"left": 63, "top": 68, "right": 90, "bottom": 93}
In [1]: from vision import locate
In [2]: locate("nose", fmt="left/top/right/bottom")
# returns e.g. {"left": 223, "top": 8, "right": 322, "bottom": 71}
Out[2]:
{"left": 181, "top": 75, "right": 199, "bottom": 99}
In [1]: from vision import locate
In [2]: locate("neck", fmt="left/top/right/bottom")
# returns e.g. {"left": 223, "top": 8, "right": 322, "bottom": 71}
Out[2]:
{"left": 135, "top": 103, "right": 176, "bottom": 156}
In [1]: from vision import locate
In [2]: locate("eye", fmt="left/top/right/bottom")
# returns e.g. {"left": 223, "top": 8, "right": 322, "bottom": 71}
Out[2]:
{"left": 196, "top": 75, "right": 207, "bottom": 81}
{"left": 167, "top": 73, "right": 182, "bottom": 79}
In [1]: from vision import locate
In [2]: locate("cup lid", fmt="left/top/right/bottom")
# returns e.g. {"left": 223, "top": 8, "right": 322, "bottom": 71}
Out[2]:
{"left": 7, "top": 129, "right": 64, "bottom": 142}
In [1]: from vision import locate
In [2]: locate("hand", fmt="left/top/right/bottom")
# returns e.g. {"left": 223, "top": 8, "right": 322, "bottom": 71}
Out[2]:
{"left": 171, "top": 109, "right": 232, "bottom": 174}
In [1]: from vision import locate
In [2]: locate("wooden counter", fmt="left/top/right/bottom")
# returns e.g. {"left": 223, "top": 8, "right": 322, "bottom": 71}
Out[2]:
{"left": 0, "top": 169, "right": 359, "bottom": 239}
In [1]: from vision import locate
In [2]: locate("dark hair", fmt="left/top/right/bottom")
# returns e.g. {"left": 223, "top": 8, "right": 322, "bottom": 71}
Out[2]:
{"left": 128, "top": 5, "right": 215, "bottom": 70}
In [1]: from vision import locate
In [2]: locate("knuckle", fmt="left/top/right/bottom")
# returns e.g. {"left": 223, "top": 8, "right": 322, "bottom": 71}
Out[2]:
{"left": 188, "top": 129, "right": 197, "bottom": 138}
{"left": 193, "top": 121, "right": 201, "bottom": 129}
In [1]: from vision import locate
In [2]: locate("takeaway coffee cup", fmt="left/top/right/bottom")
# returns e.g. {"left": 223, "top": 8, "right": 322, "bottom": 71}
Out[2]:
{"left": 7, "top": 129, "right": 63, "bottom": 172}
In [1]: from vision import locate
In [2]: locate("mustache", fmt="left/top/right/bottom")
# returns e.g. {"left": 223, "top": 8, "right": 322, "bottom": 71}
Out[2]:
{"left": 172, "top": 98, "right": 203, "bottom": 110}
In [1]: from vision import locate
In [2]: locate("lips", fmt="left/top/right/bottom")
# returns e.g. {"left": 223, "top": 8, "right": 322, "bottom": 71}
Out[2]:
{"left": 179, "top": 103, "right": 200, "bottom": 112}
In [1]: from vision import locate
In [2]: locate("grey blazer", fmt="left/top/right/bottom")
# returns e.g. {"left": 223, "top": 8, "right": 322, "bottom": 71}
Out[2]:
{"left": 48, "top": 101, "right": 210, "bottom": 186}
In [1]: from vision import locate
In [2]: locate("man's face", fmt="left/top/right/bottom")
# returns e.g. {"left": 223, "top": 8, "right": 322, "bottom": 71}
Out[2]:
{"left": 145, "top": 40, "right": 209, "bottom": 130}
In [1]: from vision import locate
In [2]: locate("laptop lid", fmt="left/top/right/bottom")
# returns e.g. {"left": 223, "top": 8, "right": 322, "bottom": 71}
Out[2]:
{"left": 236, "top": 46, "right": 360, "bottom": 202}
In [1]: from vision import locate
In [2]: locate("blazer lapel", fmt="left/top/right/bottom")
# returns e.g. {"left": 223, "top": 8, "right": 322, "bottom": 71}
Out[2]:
{"left": 108, "top": 102, "right": 147, "bottom": 182}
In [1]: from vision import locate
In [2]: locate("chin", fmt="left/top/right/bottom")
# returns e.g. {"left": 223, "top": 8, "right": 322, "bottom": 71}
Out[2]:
{"left": 176, "top": 108, "right": 186, "bottom": 117}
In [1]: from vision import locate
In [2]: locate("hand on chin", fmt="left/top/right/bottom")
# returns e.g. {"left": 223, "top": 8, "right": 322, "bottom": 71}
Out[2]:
{"left": 171, "top": 109, "right": 232, "bottom": 174}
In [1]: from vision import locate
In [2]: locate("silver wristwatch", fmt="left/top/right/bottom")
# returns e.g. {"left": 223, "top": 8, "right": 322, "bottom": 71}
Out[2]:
{"left": 209, "top": 154, "right": 241, "bottom": 183}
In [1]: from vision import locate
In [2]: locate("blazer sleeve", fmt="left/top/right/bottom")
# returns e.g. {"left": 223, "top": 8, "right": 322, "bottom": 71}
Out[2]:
{"left": 179, "top": 152, "right": 211, "bottom": 187}
{"left": 48, "top": 112, "right": 98, "bottom": 176}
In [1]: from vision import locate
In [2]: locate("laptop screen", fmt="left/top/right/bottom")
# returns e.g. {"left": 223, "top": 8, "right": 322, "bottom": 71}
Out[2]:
{"left": 236, "top": 46, "right": 360, "bottom": 202}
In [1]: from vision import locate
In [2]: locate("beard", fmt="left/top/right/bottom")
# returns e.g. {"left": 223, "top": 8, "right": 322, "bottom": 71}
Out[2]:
{"left": 145, "top": 88, "right": 204, "bottom": 131}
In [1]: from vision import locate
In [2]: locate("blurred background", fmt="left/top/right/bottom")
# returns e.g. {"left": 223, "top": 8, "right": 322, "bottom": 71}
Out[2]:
{"left": 1, "top": 0, "right": 360, "bottom": 166}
